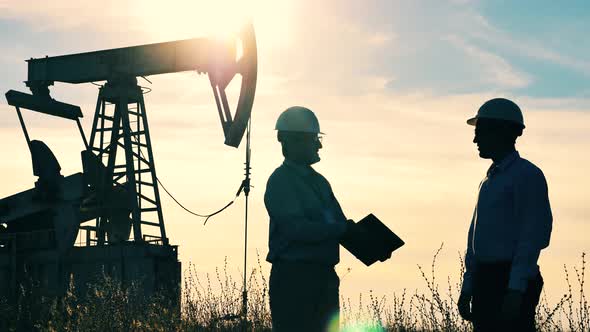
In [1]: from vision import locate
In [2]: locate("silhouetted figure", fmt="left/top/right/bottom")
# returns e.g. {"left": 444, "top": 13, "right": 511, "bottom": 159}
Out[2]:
{"left": 265, "top": 106, "right": 352, "bottom": 332}
{"left": 458, "top": 98, "right": 553, "bottom": 332}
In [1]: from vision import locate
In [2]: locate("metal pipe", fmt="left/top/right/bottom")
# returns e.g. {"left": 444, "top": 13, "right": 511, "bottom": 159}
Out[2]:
{"left": 88, "top": 89, "right": 103, "bottom": 147}
{"left": 15, "top": 106, "right": 32, "bottom": 149}
{"left": 76, "top": 118, "right": 89, "bottom": 149}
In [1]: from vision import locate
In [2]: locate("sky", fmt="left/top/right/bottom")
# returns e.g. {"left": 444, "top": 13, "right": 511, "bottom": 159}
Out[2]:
{"left": 0, "top": 0, "right": 589, "bottom": 306}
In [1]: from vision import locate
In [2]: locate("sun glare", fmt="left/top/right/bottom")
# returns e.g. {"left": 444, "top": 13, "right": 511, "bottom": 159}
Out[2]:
{"left": 136, "top": 0, "right": 292, "bottom": 45}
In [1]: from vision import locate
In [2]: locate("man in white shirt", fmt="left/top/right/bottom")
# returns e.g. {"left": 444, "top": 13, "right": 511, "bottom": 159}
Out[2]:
{"left": 265, "top": 106, "right": 352, "bottom": 332}
{"left": 458, "top": 98, "right": 553, "bottom": 332}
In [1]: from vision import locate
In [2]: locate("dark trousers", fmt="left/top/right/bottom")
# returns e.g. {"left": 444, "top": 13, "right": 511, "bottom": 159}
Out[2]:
{"left": 269, "top": 262, "right": 339, "bottom": 332}
{"left": 472, "top": 262, "right": 544, "bottom": 332}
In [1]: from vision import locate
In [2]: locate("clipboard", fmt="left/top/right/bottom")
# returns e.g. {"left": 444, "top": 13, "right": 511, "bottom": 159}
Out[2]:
{"left": 340, "top": 214, "right": 405, "bottom": 266}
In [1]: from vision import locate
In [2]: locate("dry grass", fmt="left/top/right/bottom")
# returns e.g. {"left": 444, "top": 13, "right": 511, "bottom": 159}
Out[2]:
{"left": 1, "top": 249, "right": 587, "bottom": 331}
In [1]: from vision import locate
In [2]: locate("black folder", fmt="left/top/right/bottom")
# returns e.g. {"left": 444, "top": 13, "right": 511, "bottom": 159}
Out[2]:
{"left": 340, "top": 214, "right": 405, "bottom": 266}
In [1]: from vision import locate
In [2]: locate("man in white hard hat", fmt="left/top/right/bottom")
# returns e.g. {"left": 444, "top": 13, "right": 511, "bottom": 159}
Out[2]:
{"left": 457, "top": 98, "right": 553, "bottom": 332}
{"left": 264, "top": 106, "right": 352, "bottom": 332}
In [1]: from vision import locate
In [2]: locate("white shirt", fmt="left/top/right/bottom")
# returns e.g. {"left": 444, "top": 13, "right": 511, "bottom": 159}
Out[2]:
{"left": 462, "top": 151, "right": 553, "bottom": 293}
{"left": 264, "top": 159, "right": 347, "bottom": 266}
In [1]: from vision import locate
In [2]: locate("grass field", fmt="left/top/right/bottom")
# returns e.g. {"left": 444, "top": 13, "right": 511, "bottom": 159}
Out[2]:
{"left": 1, "top": 248, "right": 587, "bottom": 331}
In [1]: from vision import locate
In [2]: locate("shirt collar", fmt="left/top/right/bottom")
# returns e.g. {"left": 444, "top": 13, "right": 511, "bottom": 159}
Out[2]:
{"left": 283, "top": 159, "right": 315, "bottom": 176}
{"left": 487, "top": 150, "right": 520, "bottom": 176}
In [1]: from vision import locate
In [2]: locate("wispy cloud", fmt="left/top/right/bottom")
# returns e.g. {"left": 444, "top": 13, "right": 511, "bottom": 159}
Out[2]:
{"left": 464, "top": 13, "right": 590, "bottom": 76}
{"left": 444, "top": 35, "right": 532, "bottom": 89}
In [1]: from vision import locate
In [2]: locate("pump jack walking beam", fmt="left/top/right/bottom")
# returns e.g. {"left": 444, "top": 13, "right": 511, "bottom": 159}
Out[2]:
{"left": 4, "top": 24, "right": 257, "bottom": 246}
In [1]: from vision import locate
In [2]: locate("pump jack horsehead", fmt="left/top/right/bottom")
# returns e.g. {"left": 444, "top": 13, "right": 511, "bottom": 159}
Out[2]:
{"left": 0, "top": 25, "right": 257, "bottom": 255}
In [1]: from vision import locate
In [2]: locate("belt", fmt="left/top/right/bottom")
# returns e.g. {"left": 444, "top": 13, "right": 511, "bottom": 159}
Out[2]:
{"left": 272, "top": 260, "right": 335, "bottom": 271}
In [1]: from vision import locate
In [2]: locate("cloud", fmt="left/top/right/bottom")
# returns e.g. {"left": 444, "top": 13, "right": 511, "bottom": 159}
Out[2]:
{"left": 367, "top": 31, "right": 396, "bottom": 47}
{"left": 464, "top": 13, "right": 590, "bottom": 76}
{"left": 2, "top": 0, "right": 586, "bottom": 99}
{"left": 309, "top": 1, "right": 590, "bottom": 98}
{"left": 308, "top": 2, "right": 537, "bottom": 95}
{"left": 444, "top": 35, "right": 532, "bottom": 89}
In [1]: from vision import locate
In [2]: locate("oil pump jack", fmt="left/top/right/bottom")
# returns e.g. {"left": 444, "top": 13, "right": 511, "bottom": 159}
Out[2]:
{"left": 0, "top": 24, "right": 257, "bottom": 303}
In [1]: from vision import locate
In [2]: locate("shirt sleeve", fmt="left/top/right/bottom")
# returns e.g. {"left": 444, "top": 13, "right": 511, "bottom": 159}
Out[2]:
{"left": 264, "top": 173, "right": 347, "bottom": 243}
{"left": 509, "top": 166, "right": 553, "bottom": 292}
{"left": 461, "top": 209, "right": 476, "bottom": 295}
{"left": 324, "top": 177, "right": 348, "bottom": 224}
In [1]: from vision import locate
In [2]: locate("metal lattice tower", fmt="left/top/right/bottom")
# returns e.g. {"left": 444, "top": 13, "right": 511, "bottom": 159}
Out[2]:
{"left": 87, "top": 78, "right": 168, "bottom": 245}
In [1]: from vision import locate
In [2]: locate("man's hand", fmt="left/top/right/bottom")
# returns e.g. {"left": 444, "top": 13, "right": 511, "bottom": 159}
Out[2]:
{"left": 457, "top": 292, "right": 473, "bottom": 321}
{"left": 345, "top": 219, "right": 356, "bottom": 232}
{"left": 501, "top": 290, "right": 523, "bottom": 321}
{"left": 340, "top": 219, "right": 356, "bottom": 240}
{"left": 378, "top": 251, "right": 392, "bottom": 262}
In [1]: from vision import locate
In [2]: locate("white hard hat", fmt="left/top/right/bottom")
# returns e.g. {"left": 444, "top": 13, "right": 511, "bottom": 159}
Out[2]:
{"left": 467, "top": 98, "right": 525, "bottom": 128}
{"left": 275, "top": 106, "right": 324, "bottom": 134}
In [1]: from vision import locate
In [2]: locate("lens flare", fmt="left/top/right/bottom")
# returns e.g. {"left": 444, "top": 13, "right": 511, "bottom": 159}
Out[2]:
{"left": 339, "top": 321, "right": 386, "bottom": 332}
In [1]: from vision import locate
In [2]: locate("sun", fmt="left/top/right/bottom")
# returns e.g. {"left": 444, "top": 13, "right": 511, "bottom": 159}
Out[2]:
{"left": 135, "top": 0, "right": 292, "bottom": 46}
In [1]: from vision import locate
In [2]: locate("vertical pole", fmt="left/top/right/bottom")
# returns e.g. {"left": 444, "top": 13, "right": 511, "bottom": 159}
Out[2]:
{"left": 241, "top": 119, "right": 252, "bottom": 327}
{"left": 99, "top": 100, "right": 106, "bottom": 157}
{"left": 242, "top": 193, "right": 249, "bottom": 325}
{"left": 120, "top": 96, "right": 143, "bottom": 242}
{"left": 96, "top": 98, "right": 108, "bottom": 244}
{"left": 87, "top": 91, "right": 107, "bottom": 244}
{"left": 136, "top": 102, "right": 142, "bottom": 215}
{"left": 99, "top": 101, "right": 122, "bottom": 245}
